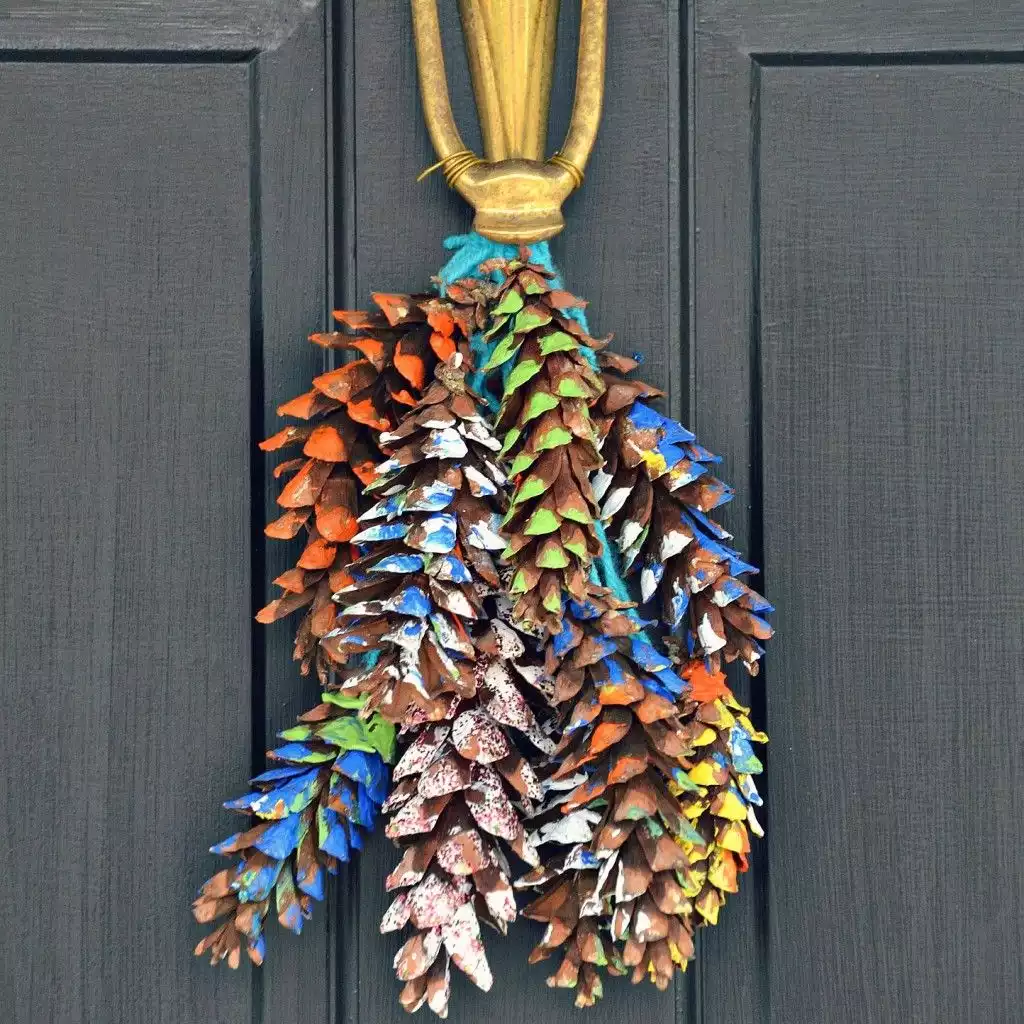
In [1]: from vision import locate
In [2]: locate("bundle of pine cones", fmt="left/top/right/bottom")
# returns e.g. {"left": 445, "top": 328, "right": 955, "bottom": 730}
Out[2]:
{"left": 192, "top": 250, "right": 771, "bottom": 1016}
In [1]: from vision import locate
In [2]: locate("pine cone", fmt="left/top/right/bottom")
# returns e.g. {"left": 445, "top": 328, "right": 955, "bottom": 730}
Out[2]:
{"left": 257, "top": 294, "right": 463, "bottom": 683}
{"left": 594, "top": 354, "right": 774, "bottom": 675}
{"left": 193, "top": 694, "right": 394, "bottom": 967}
{"left": 321, "top": 358, "right": 506, "bottom": 719}
{"left": 673, "top": 658, "right": 766, "bottom": 936}
{"left": 323, "top": 357, "right": 552, "bottom": 1016}
{"left": 476, "top": 254, "right": 701, "bottom": 1000}
{"left": 191, "top": 235, "right": 774, "bottom": 1012}
{"left": 515, "top": 585, "right": 697, "bottom": 1001}
{"left": 436, "top": 274, "right": 494, "bottom": 340}
{"left": 382, "top": 621, "right": 549, "bottom": 1017}
{"left": 478, "top": 255, "right": 606, "bottom": 634}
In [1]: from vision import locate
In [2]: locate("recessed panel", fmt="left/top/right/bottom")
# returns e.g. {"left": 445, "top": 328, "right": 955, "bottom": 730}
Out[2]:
{"left": 0, "top": 61, "right": 253, "bottom": 1024}
{"left": 759, "top": 63, "right": 1024, "bottom": 1023}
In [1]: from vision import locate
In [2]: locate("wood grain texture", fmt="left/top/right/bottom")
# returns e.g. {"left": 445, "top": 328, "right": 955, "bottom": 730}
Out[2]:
{"left": 689, "top": 18, "right": 766, "bottom": 1023}
{"left": 345, "top": 2, "right": 685, "bottom": 1021}
{"left": 0, "top": 62, "right": 254, "bottom": 1024}
{"left": 759, "top": 64, "right": 1024, "bottom": 1024}
{"left": 693, "top": 2, "right": 1024, "bottom": 1021}
{"left": 0, "top": 0, "right": 319, "bottom": 52}
{"left": 255, "top": 5, "right": 332, "bottom": 1023}
{"left": 0, "top": 5, "right": 338, "bottom": 1022}
{"left": 695, "top": 0, "right": 1024, "bottom": 54}
{"left": 8, "top": 5, "right": 1023, "bottom": 1024}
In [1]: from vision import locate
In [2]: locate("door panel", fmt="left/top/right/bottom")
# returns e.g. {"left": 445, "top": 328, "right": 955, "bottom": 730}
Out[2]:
{"left": 0, "top": 5, "right": 331, "bottom": 1024}
{"left": 0, "top": 60, "right": 254, "bottom": 1024}
{"left": 760, "top": 64, "right": 1024, "bottom": 1023}
{"left": 694, "top": 4, "right": 1024, "bottom": 1022}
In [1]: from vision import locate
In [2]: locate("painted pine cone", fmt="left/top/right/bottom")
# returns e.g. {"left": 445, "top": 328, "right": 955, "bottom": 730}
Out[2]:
{"left": 193, "top": 238, "right": 771, "bottom": 1017}
{"left": 594, "top": 353, "right": 775, "bottom": 674}
{"left": 257, "top": 292, "right": 465, "bottom": 682}
{"left": 192, "top": 694, "right": 393, "bottom": 966}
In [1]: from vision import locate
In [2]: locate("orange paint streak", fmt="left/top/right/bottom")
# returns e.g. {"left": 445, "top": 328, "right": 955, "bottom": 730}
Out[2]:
{"left": 683, "top": 662, "right": 730, "bottom": 702}
{"left": 298, "top": 537, "right": 338, "bottom": 570}
{"left": 308, "top": 331, "right": 346, "bottom": 349}
{"left": 351, "top": 459, "right": 378, "bottom": 486}
{"left": 312, "top": 359, "right": 375, "bottom": 403}
{"left": 589, "top": 720, "right": 630, "bottom": 755}
{"left": 277, "top": 389, "right": 329, "bottom": 419}
{"left": 430, "top": 331, "right": 457, "bottom": 360}
{"left": 273, "top": 567, "right": 307, "bottom": 592}
{"left": 345, "top": 336, "right": 386, "bottom": 365}
{"left": 607, "top": 753, "right": 647, "bottom": 785}
{"left": 426, "top": 307, "right": 456, "bottom": 336}
{"left": 717, "top": 851, "right": 739, "bottom": 891}
{"left": 273, "top": 457, "right": 304, "bottom": 480}
{"left": 304, "top": 424, "right": 348, "bottom": 462}
{"left": 259, "top": 425, "right": 306, "bottom": 451}
{"left": 316, "top": 505, "right": 359, "bottom": 543}
{"left": 598, "top": 680, "right": 645, "bottom": 705}
{"left": 332, "top": 308, "right": 372, "bottom": 329}
{"left": 329, "top": 562, "right": 356, "bottom": 591}
{"left": 394, "top": 342, "right": 427, "bottom": 390}
{"left": 346, "top": 398, "right": 390, "bottom": 431}
{"left": 264, "top": 508, "right": 310, "bottom": 539}
{"left": 372, "top": 292, "right": 411, "bottom": 326}
{"left": 277, "top": 459, "right": 331, "bottom": 508}
{"left": 451, "top": 615, "right": 474, "bottom": 648}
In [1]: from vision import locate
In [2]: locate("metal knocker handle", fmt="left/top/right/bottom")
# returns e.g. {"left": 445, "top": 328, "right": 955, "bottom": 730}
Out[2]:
{"left": 410, "top": 0, "right": 607, "bottom": 243}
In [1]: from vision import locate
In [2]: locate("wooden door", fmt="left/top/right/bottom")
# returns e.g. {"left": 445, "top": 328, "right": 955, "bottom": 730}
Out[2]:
{"left": 692, "top": 4, "right": 1024, "bottom": 1022}
{"left": 1, "top": 3, "right": 1021, "bottom": 1023}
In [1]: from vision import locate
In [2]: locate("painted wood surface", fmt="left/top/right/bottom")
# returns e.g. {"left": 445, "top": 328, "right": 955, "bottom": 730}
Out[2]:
{"left": 693, "top": 4, "right": 1024, "bottom": 1022}
{"left": 2, "top": 2, "right": 1023, "bottom": 1022}
{"left": 0, "top": 5, "right": 333, "bottom": 1023}
{"left": 0, "top": 59, "right": 255, "bottom": 1024}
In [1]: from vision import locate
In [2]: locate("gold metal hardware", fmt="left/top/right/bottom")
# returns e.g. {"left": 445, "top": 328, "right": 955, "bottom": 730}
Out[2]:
{"left": 411, "top": 0, "right": 607, "bottom": 244}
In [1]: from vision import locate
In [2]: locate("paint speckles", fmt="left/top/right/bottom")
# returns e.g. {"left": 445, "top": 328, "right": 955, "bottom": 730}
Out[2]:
{"left": 451, "top": 708, "right": 511, "bottom": 764}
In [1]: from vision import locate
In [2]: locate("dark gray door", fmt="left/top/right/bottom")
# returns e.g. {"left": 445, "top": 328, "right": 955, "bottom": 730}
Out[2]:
{"left": 2, "top": 3, "right": 1021, "bottom": 1023}
{"left": 692, "top": 5, "right": 1024, "bottom": 1023}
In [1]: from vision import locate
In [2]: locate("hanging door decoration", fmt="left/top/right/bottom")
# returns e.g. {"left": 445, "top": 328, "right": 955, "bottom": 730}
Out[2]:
{"left": 192, "top": 1, "right": 772, "bottom": 1013}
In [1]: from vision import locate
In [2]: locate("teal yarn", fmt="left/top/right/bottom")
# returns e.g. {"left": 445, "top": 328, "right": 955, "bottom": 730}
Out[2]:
{"left": 437, "top": 233, "right": 512, "bottom": 409}
{"left": 592, "top": 518, "right": 653, "bottom": 637}
{"left": 437, "top": 232, "right": 518, "bottom": 288}
{"left": 592, "top": 518, "right": 633, "bottom": 605}
{"left": 437, "top": 233, "right": 598, "bottom": 399}
{"left": 438, "top": 232, "right": 595, "bottom": 341}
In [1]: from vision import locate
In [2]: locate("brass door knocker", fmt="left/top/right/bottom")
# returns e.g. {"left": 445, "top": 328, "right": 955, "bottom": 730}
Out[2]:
{"left": 411, "top": 0, "right": 607, "bottom": 243}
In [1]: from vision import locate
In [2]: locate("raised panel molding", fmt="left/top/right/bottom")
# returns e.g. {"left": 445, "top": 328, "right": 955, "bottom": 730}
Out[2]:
{"left": 694, "top": 3, "right": 1024, "bottom": 1021}
{"left": 0, "top": 58, "right": 255, "bottom": 1024}
{"left": 0, "top": 0, "right": 321, "bottom": 53}
{"left": 0, "top": 4, "right": 331, "bottom": 1024}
